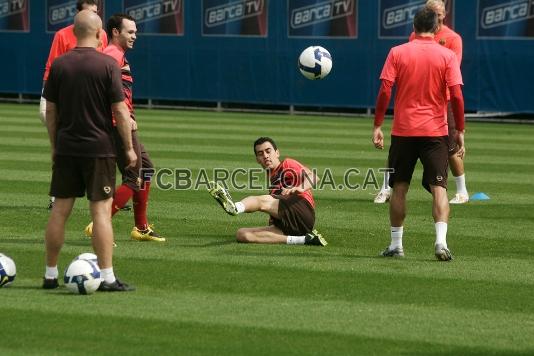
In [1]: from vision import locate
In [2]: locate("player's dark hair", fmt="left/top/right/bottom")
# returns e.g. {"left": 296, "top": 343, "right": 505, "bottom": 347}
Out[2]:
{"left": 253, "top": 137, "right": 278, "bottom": 154}
{"left": 413, "top": 6, "right": 438, "bottom": 34}
{"left": 106, "top": 13, "right": 135, "bottom": 38}
{"left": 76, "top": 0, "right": 99, "bottom": 11}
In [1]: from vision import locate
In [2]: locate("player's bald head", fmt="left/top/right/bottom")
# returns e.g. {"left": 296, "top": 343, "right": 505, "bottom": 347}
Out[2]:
{"left": 74, "top": 9, "right": 102, "bottom": 40}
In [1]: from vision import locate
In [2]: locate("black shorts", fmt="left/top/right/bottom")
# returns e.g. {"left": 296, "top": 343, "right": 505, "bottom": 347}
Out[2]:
{"left": 447, "top": 103, "right": 459, "bottom": 155}
{"left": 50, "top": 156, "right": 116, "bottom": 201}
{"left": 114, "top": 130, "right": 154, "bottom": 191}
{"left": 388, "top": 136, "right": 449, "bottom": 193}
{"left": 270, "top": 194, "right": 315, "bottom": 236}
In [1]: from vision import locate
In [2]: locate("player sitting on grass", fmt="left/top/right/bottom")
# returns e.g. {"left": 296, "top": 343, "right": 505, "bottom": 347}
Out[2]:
{"left": 208, "top": 137, "right": 327, "bottom": 246}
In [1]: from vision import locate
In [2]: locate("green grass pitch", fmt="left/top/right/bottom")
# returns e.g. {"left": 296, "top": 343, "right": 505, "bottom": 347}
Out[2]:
{"left": 1, "top": 103, "right": 533, "bottom": 355}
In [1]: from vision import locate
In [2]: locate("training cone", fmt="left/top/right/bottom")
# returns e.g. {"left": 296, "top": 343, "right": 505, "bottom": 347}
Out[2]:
{"left": 470, "top": 192, "right": 490, "bottom": 201}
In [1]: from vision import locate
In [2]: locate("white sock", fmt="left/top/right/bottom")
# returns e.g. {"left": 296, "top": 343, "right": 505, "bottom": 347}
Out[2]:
{"left": 50, "top": 196, "right": 55, "bottom": 202}
{"left": 100, "top": 267, "right": 116, "bottom": 284}
{"left": 435, "top": 222, "right": 448, "bottom": 248}
{"left": 287, "top": 235, "right": 306, "bottom": 245}
{"left": 382, "top": 171, "right": 391, "bottom": 191}
{"left": 390, "top": 226, "right": 403, "bottom": 249}
{"left": 235, "top": 201, "right": 245, "bottom": 214}
{"left": 454, "top": 174, "right": 467, "bottom": 195}
{"left": 45, "top": 266, "right": 58, "bottom": 279}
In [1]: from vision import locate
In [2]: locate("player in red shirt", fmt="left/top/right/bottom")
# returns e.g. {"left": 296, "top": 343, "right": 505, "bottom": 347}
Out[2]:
{"left": 372, "top": 7, "right": 465, "bottom": 261}
{"left": 208, "top": 137, "right": 327, "bottom": 246}
{"left": 40, "top": 0, "right": 108, "bottom": 210}
{"left": 84, "top": 13, "right": 164, "bottom": 243}
{"left": 374, "top": 0, "right": 469, "bottom": 205}
{"left": 41, "top": 0, "right": 108, "bottom": 122}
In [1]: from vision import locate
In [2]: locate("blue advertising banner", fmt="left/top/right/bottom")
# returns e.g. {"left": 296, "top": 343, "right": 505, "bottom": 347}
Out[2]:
{"left": 0, "top": 0, "right": 29, "bottom": 32}
{"left": 288, "top": 0, "right": 357, "bottom": 38}
{"left": 202, "top": 0, "right": 268, "bottom": 37}
{"left": 124, "top": 0, "right": 184, "bottom": 35}
{"left": 477, "top": 0, "right": 534, "bottom": 38}
{"left": 379, "top": 0, "right": 454, "bottom": 38}
{"left": 46, "top": 0, "right": 105, "bottom": 33}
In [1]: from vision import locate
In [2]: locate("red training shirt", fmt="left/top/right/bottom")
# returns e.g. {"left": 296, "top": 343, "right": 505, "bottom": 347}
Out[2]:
{"left": 409, "top": 25, "right": 463, "bottom": 101}
{"left": 103, "top": 43, "right": 134, "bottom": 121}
{"left": 269, "top": 158, "right": 315, "bottom": 208}
{"left": 379, "top": 36, "right": 463, "bottom": 137}
{"left": 409, "top": 25, "right": 462, "bottom": 65}
{"left": 43, "top": 24, "right": 108, "bottom": 81}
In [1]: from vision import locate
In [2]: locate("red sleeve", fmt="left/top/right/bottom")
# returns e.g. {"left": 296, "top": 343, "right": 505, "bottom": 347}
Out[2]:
{"left": 99, "top": 29, "right": 108, "bottom": 51}
{"left": 449, "top": 85, "right": 465, "bottom": 131}
{"left": 374, "top": 80, "right": 393, "bottom": 127}
{"left": 449, "top": 35, "right": 463, "bottom": 65}
{"left": 43, "top": 32, "right": 64, "bottom": 81}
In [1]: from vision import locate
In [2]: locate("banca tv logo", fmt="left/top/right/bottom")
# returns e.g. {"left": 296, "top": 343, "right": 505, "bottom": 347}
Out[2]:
{"left": 480, "top": 0, "right": 534, "bottom": 29}
{"left": 382, "top": 0, "right": 426, "bottom": 29}
{"left": 48, "top": 1, "right": 77, "bottom": 25}
{"left": 205, "top": 0, "right": 264, "bottom": 28}
{"left": 290, "top": 0, "right": 354, "bottom": 29}
{"left": 126, "top": 0, "right": 182, "bottom": 24}
{"left": 0, "top": 0, "right": 26, "bottom": 18}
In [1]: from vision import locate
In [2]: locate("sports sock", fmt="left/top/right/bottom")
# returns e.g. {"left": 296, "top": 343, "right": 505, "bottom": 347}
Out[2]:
{"left": 382, "top": 170, "right": 391, "bottom": 191}
{"left": 133, "top": 181, "right": 150, "bottom": 230}
{"left": 454, "top": 174, "right": 468, "bottom": 195}
{"left": 45, "top": 265, "right": 58, "bottom": 279}
{"left": 287, "top": 235, "right": 306, "bottom": 245}
{"left": 390, "top": 226, "right": 403, "bottom": 249}
{"left": 100, "top": 267, "right": 116, "bottom": 284}
{"left": 435, "top": 222, "right": 448, "bottom": 248}
{"left": 235, "top": 201, "right": 245, "bottom": 214}
{"left": 111, "top": 184, "right": 134, "bottom": 216}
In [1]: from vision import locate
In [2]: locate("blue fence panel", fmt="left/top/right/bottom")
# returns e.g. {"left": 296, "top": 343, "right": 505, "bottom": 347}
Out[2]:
{"left": 0, "top": 0, "right": 533, "bottom": 112}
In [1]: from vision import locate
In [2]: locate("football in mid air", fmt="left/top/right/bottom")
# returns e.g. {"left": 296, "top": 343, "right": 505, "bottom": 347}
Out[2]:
{"left": 298, "top": 46, "right": 332, "bottom": 80}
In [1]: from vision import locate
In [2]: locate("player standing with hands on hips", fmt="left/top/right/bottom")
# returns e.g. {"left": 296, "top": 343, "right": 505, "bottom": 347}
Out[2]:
{"left": 42, "top": 10, "right": 136, "bottom": 291}
{"left": 372, "top": 6, "right": 465, "bottom": 261}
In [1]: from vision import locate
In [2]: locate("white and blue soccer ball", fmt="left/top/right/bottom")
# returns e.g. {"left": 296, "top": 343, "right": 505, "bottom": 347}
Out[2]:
{"left": 0, "top": 253, "right": 16, "bottom": 287}
{"left": 298, "top": 46, "right": 332, "bottom": 80}
{"left": 64, "top": 259, "right": 102, "bottom": 295}
{"left": 74, "top": 252, "right": 99, "bottom": 266}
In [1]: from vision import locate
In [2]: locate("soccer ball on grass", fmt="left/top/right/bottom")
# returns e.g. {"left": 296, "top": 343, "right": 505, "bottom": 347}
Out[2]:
{"left": 0, "top": 253, "right": 16, "bottom": 287}
{"left": 64, "top": 259, "right": 102, "bottom": 295}
{"left": 74, "top": 252, "right": 99, "bottom": 266}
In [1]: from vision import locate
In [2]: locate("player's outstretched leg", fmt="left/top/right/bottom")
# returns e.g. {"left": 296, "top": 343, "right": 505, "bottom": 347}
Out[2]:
{"left": 304, "top": 229, "right": 328, "bottom": 246}
{"left": 208, "top": 181, "right": 237, "bottom": 215}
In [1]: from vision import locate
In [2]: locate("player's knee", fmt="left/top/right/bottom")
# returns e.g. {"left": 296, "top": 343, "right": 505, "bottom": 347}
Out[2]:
{"left": 236, "top": 228, "right": 251, "bottom": 243}
{"left": 258, "top": 195, "right": 274, "bottom": 212}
